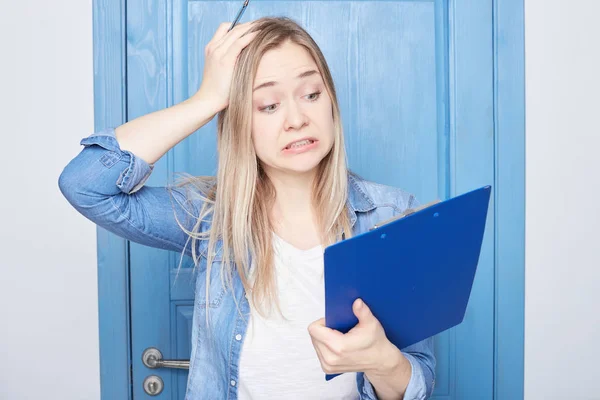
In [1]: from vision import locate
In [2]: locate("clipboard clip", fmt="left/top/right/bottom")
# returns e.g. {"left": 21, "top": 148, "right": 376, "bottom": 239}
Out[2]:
{"left": 369, "top": 199, "right": 442, "bottom": 231}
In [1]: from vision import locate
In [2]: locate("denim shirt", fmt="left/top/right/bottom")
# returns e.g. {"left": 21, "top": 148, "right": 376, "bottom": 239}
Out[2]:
{"left": 58, "top": 128, "right": 436, "bottom": 400}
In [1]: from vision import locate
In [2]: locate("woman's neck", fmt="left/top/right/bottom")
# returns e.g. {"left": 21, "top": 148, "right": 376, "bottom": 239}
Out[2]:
{"left": 268, "top": 169, "right": 314, "bottom": 217}
{"left": 266, "top": 168, "right": 321, "bottom": 249}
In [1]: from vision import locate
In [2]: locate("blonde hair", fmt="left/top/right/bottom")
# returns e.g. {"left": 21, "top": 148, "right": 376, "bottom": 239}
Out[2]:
{"left": 171, "top": 17, "right": 352, "bottom": 318}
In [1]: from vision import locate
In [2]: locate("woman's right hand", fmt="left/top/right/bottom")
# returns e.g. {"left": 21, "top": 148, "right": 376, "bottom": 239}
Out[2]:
{"left": 194, "top": 21, "right": 260, "bottom": 113}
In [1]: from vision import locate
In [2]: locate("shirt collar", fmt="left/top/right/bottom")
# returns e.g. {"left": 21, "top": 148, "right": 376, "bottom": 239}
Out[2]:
{"left": 347, "top": 173, "right": 376, "bottom": 227}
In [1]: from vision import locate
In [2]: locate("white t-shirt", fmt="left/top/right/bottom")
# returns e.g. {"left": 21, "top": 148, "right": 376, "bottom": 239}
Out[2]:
{"left": 237, "top": 233, "right": 359, "bottom": 400}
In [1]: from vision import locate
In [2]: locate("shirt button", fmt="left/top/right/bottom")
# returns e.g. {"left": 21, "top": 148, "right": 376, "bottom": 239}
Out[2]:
{"left": 235, "top": 334, "right": 242, "bottom": 341}
{"left": 230, "top": 380, "right": 236, "bottom": 387}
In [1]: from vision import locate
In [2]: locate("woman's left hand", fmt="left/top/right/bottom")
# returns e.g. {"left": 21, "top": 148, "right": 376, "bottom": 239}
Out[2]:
{"left": 308, "top": 298, "right": 404, "bottom": 375}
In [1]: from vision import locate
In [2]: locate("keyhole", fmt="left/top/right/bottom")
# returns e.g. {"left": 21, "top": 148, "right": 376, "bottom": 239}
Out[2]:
{"left": 143, "top": 376, "right": 164, "bottom": 396}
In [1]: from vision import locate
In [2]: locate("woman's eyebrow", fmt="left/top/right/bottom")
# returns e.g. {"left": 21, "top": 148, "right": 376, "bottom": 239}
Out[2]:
{"left": 253, "top": 69, "right": 320, "bottom": 92}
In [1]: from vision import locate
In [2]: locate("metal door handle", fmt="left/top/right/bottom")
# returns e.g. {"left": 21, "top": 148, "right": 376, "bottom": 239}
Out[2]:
{"left": 142, "top": 347, "right": 190, "bottom": 370}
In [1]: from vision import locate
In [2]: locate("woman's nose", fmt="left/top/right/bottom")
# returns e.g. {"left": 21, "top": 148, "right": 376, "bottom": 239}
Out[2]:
{"left": 284, "top": 99, "right": 308, "bottom": 131}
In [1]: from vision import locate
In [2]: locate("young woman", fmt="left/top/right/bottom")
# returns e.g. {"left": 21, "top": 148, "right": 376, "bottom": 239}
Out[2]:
{"left": 59, "top": 17, "right": 435, "bottom": 400}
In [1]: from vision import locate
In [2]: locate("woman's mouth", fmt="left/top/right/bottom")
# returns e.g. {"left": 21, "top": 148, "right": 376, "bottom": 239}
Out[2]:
{"left": 282, "top": 138, "right": 318, "bottom": 154}
{"left": 285, "top": 139, "right": 314, "bottom": 149}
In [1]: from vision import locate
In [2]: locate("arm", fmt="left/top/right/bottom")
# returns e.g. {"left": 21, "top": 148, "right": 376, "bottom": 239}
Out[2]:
{"left": 114, "top": 20, "right": 260, "bottom": 165}
{"left": 308, "top": 299, "right": 435, "bottom": 400}
{"left": 58, "top": 22, "right": 260, "bottom": 254}
{"left": 114, "top": 94, "right": 219, "bottom": 166}
{"left": 58, "top": 125, "right": 208, "bottom": 257}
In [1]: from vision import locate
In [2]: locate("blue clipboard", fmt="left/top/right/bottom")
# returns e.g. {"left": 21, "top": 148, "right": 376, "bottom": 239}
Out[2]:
{"left": 323, "top": 185, "right": 491, "bottom": 380}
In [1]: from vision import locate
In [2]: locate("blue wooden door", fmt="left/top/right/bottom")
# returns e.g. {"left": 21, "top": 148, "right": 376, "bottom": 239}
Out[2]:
{"left": 125, "top": 0, "right": 496, "bottom": 398}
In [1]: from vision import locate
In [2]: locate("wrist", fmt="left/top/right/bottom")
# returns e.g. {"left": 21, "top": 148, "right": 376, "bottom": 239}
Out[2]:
{"left": 370, "top": 341, "right": 407, "bottom": 377}
{"left": 364, "top": 344, "right": 412, "bottom": 400}
{"left": 189, "top": 89, "right": 224, "bottom": 116}
{"left": 181, "top": 93, "right": 222, "bottom": 132}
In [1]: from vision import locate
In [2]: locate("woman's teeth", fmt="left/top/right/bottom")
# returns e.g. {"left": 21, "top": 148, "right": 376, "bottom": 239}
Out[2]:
{"left": 287, "top": 139, "right": 314, "bottom": 149}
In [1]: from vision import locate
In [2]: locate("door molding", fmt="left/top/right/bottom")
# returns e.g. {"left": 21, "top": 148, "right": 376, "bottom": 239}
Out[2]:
{"left": 93, "top": 0, "right": 525, "bottom": 398}
{"left": 492, "top": 0, "right": 525, "bottom": 398}
{"left": 93, "top": 0, "right": 132, "bottom": 398}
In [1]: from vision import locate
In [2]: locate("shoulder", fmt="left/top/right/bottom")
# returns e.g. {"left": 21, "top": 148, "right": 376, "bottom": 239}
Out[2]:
{"left": 348, "top": 172, "right": 419, "bottom": 214}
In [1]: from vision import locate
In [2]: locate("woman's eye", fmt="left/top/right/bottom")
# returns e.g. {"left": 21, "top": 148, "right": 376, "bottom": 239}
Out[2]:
{"left": 260, "top": 104, "right": 278, "bottom": 113}
{"left": 259, "top": 92, "right": 321, "bottom": 114}
{"left": 306, "top": 91, "right": 321, "bottom": 101}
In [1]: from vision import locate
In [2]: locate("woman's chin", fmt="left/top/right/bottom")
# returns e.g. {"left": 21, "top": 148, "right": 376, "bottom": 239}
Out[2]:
{"left": 284, "top": 156, "right": 327, "bottom": 175}
{"left": 262, "top": 149, "right": 330, "bottom": 177}
{"left": 273, "top": 161, "right": 323, "bottom": 177}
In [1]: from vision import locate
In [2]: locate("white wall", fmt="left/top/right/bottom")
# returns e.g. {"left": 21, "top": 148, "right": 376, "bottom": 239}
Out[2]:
{"left": 1, "top": 0, "right": 599, "bottom": 399}
{"left": 0, "top": 1, "right": 100, "bottom": 399}
{"left": 524, "top": 0, "right": 600, "bottom": 399}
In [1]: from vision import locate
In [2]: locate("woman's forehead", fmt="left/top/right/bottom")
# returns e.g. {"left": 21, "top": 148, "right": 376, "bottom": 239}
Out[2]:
{"left": 254, "top": 42, "right": 318, "bottom": 83}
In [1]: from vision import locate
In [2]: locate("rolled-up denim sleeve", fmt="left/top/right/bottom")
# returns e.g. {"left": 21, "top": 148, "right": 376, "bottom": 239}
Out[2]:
{"left": 58, "top": 128, "right": 200, "bottom": 257}
{"left": 359, "top": 336, "right": 436, "bottom": 400}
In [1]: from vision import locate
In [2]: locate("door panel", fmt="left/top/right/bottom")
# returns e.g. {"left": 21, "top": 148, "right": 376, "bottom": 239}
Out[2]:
{"left": 126, "top": 1, "right": 494, "bottom": 398}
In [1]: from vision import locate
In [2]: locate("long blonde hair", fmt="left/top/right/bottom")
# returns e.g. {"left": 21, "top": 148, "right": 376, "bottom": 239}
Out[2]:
{"left": 171, "top": 17, "right": 352, "bottom": 317}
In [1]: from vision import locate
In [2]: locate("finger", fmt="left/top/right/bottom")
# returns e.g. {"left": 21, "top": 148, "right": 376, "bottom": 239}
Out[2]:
{"left": 343, "top": 325, "right": 373, "bottom": 351}
{"left": 215, "top": 21, "right": 258, "bottom": 53}
{"left": 310, "top": 326, "right": 371, "bottom": 374}
{"left": 353, "top": 298, "right": 376, "bottom": 325}
{"left": 308, "top": 318, "right": 339, "bottom": 343}
{"left": 312, "top": 330, "right": 373, "bottom": 373}
{"left": 310, "top": 336, "right": 341, "bottom": 374}
{"left": 310, "top": 335, "right": 327, "bottom": 361}
{"left": 225, "top": 30, "right": 260, "bottom": 59}
{"left": 307, "top": 318, "right": 326, "bottom": 341}
{"left": 346, "top": 304, "right": 385, "bottom": 351}
{"left": 311, "top": 329, "right": 350, "bottom": 358}
{"left": 207, "top": 22, "right": 233, "bottom": 49}
{"left": 228, "top": 19, "right": 257, "bottom": 34}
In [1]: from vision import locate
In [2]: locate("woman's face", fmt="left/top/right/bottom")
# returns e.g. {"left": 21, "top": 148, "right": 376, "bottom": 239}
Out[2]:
{"left": 251, "top": 41, "right": 335, "bottom": 178}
